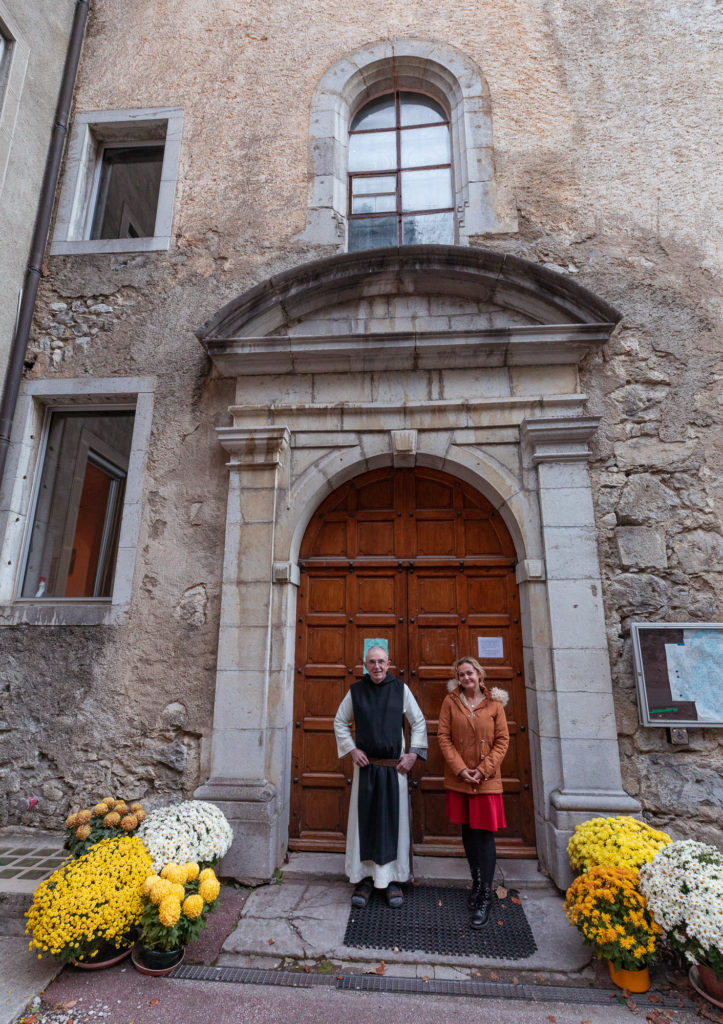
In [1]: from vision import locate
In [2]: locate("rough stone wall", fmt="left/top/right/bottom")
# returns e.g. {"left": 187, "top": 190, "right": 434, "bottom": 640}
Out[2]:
{"left": 1, "top": 0, "right": 720, "bottom": 844}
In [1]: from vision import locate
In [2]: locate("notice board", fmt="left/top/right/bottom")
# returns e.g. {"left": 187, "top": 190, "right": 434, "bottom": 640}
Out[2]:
{"left": 631, "top": 622, "right": 723, "bottom": 727}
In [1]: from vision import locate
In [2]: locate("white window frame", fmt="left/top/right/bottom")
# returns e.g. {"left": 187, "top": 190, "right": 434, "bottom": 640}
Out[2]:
{"left": 0, "top": 377, "right": 154, "bottom": 625}
{"left": 0, "top": 4, "right": 30, "bottom": 196}
{"left": 51, "top": 107, "right": 183, "bottom": 256}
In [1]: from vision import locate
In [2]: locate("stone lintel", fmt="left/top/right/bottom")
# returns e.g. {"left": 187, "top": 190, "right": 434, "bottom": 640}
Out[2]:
{"left": 217, "top": 426, "right": 290, "bottom": 469}
{"left": 521, "top": 416, "right": 601, "bottom": 464}
{"left": 204, "top": 324, "right": 613, "bottom": 377}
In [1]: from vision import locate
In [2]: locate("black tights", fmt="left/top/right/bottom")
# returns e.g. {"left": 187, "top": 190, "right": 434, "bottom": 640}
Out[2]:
{"left": 461, "top": 823, "right": 496, "bottom": 887}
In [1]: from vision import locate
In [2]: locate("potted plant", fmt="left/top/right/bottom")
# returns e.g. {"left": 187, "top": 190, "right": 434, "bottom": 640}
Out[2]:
{"left": 564, "top": 864, "right": 663, "bottom": 992}
{"left": 134, "top": 861, "right": 222, "bottom": 974}
{"left": 567, "top": 816, "right": 671, "bottom": 875}
{"left": 639, "top": 839, "right": 723, "bottom": 1004}
{"left": 136, "top": 799, "right": 233, "bottom": 871}
{"left": 65, "top": 796, "right": 146, "bottom": 859}
{"left": 25, "top": 836, "right": 152, "bottom": 966}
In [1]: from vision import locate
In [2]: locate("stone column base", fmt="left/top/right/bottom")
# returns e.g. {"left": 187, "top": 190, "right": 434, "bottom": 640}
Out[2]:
{"left": 194, "top": 778, "right": 281, "bottom": 884}
{"left": 544, "top": 788, "right": 642, "bottom": 890}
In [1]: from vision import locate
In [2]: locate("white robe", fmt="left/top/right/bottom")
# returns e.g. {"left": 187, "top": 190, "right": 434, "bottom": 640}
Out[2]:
{"left": 334, "top": 684, "right": 427, "bottom": 888}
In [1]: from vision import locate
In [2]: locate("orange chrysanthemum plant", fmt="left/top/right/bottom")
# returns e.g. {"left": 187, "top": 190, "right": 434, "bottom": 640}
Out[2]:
{"left": 564, "top": 864, "right": 663, "bottom": 972}
{"left": 139, "top": 862, "right": 221, "bottom": 952}
{"left": 64, "top": 796, "right": 147, "bottom": 859}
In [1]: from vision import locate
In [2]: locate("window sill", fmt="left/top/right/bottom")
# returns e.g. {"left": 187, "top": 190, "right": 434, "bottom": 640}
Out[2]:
{"left": 0, "top": 602, "right": 129, "bottom": 626}
{"left": 49, "top": 236, "right": 171, "bottom": 256}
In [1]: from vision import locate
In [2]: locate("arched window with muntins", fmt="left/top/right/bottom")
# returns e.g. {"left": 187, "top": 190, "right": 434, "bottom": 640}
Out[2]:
{"left": 347, "top": 91, "right": 455, "bottom": 251}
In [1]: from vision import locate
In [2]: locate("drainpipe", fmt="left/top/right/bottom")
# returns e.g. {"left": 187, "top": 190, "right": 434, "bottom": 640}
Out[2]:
{"left": 0, "top": 0, "right": 90, "bottom": 487}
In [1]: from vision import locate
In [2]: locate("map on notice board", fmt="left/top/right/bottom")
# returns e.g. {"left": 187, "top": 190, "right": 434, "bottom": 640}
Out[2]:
{"left": 631, "top": 623, "right": 723, "bottom": 727}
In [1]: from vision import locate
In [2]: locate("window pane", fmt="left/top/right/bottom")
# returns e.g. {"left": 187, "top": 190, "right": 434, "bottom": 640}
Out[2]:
{"left": 352, "top": 174, "right": 396, "bottom": 196}
{"left": 399, "top": 93, "right": 447, "bottom": 126}
{"left": 348, "top": 216, "right": 398, "bottom": 251}
{"left": 402, "top": 212, "right": 455, "bottom": 245}
{"left": 21, "top": 411, "right": 134, "bottom": 599}
{"left": 90, "top": 145, "right": 164, "bottom": 239}
{"left": 350, "top": 96, "right": 396, "bottom": 131}
{"left": 401, "top": 168, "right": 453, "bottom": 211}
{"left": 348, "top": 131, "right": 397, "bottom": 172}
{"left": 400, "top": 125, "right": 450, "bottom": 169}
{"left": 352, "top": 194, "right": 396, "bottom": 214}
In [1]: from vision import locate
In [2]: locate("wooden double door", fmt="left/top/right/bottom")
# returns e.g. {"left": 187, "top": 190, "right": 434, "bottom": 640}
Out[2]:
{"left": 290, "top": 467, "right": 535, "bottom": 857}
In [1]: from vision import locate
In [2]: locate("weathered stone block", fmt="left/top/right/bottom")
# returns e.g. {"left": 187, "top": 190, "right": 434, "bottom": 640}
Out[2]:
{"left": 615, "top": 526, "right": 668, "bottom": 568}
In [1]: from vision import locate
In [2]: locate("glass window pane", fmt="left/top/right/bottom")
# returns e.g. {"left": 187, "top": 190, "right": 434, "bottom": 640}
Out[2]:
{"left": 352, "top": 194, "right": 396, "bottom": 214}
{"left": 401, "top": 168, "right": 453, "bottom": 211}
{"left": 350, "top": 95, "right": 396, "bottom": 131}
{"left": 21, "top": 411, "right": 134, "bottom": 598}
{"left": 400, "top": 125, "right": 450, "bottom": 169}
{"left": 399, "top": 93, "right": 447, "bottom": 126}
{"left": 348, "top": 216, "right": 398, "bottom": 252}
{"left": 402, "top": 212, "right": 455, "bottom": 245}
{"left": 352, "top": 174, "right": 396, "bottom": 196}
{"left": 348, "top": 131, "right": 397, "bottom": 172}
{"left": 91, "top": 145, "right": 164, "bottom": 239}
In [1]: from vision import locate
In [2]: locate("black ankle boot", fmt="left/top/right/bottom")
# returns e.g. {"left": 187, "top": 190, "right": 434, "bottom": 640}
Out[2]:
{"left": 470, "top": 885, "right": 492, "bottom": 929}
{"left": 467, "top": 867, "right": 483, "bottom": 909}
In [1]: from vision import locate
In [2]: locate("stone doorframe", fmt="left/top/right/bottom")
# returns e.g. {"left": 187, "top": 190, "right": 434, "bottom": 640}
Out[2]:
{"left": 195, "top": 246, "right": 641, "bottom": 888}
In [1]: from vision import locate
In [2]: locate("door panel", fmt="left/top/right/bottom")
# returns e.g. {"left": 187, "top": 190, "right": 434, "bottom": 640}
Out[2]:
{"left": 290, "top": 467, "right": 535, "bottom": 857}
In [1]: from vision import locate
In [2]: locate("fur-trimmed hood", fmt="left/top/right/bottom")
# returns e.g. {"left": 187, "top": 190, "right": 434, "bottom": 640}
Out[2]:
{"left": 446, "top": 678, "right": 509, "bottom": 706}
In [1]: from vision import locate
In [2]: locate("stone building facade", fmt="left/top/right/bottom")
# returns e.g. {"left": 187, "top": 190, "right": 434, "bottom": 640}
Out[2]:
{"left": 0, "top": 2, "right": 720, "bottom": 888}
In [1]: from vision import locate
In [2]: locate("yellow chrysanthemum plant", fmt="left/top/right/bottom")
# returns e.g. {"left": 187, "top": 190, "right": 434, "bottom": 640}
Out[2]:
{"left": 564, "top": 864, "right": 663, "bottom": 972}
{"left": 567, "top": 816, "right": 672, "bottom": 875}
{"left": 139, "top": 861, "right": 221, "bottom": 952}
{"left": 64, "top": 796, "right": 146, "bottom": 859}
{"left": 26, "top": 836, "right": 152, "bottom": 963}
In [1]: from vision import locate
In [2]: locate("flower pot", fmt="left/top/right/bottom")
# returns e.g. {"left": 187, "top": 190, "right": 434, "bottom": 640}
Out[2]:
{"left": 132, "top": 944, "right": 184, "bottom": 976}
{"left": 697, "top": 965, "right": 723, "bottom": 1004}
{"left": 608, "top": 960, "right": 650, "bottom": 993}
{"left": 72, "top": 945, "right": 132, "bottom": 970}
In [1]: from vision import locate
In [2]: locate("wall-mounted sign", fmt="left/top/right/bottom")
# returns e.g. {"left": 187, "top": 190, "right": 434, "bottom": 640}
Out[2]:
{"left": 631, "top": 623, "right": 723, "bottom": 728}
{"left": 477, "top": 635, "right": 504, "bottom": 659}
{"left": 363, "top": 637, "right": 389, "bottom": 660}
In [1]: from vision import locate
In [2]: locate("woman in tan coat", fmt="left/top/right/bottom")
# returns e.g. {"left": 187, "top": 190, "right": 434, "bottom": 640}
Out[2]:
{"left": 437, "top": 656, "right": 510, "bottom": 928}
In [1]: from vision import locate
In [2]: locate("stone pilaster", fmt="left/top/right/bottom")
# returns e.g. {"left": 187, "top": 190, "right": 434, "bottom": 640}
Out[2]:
{"left": 195, "top": 425, "right": 291, "bottom": 882}
{"left": 522, "top": 417, "right": 640, "bottom": 888}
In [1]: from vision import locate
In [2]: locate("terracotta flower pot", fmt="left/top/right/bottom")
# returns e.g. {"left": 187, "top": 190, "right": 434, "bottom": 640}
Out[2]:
{"left": 697, "top": 965, "right": 723, "bottom": 1003}
{"left": 608, "top": 960, "right": 650, "bottom": 993}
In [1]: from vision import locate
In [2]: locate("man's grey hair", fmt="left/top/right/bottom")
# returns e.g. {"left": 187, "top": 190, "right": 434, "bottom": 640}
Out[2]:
{"left": 365, "top": 645, "right": 389, "bottom": 661}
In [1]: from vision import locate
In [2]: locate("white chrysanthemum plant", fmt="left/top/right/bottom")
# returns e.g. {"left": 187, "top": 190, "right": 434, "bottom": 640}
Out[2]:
{"left": 137, "top": 800, "right": 234, "bottom": 873}
{"left": 639, "top": 840, "right": 723, "bottom": 981}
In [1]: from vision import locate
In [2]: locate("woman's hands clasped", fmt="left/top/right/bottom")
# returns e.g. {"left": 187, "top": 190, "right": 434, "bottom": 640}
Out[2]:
{"left": 459, "top": 767, "right": 483, "bottom": 785}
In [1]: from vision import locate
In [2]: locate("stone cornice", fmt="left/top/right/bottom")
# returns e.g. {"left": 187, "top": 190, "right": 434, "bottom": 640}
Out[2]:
{"left": 204, "top": 323, "right": 615, "bottom": 377}
{"left": 217, "top": 426, "right": 290, "bottom": 468}
{"left": 521, "top": 416, "right": 601, "bottom": 464}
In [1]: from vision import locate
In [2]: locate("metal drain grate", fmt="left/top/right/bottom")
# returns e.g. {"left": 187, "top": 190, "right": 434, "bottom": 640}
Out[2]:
{"left": 343, "top": 884, "right": 537, "bottom": 959}
{"left": 170, "top": 964, "right": 691, "bottom": 1009}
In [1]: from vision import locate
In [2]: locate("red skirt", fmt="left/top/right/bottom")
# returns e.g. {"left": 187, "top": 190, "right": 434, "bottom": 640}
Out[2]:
{"left": 445, "top": 790, "right": 506, "bottom": 831}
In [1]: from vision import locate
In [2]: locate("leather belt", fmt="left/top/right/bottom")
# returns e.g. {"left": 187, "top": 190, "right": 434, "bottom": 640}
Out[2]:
{"left": 366, "top": 757, "right": 400, "bottom": 767}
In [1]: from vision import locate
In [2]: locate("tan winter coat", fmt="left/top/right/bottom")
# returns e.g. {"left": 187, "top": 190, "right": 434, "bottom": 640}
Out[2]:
{"left": 437, "top": 682, "right": 510, "bottom": 795}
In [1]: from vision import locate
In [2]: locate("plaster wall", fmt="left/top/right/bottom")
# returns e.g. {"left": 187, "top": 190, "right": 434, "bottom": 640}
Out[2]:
{"left": 0, "top": 0, "right": 76, "bottom": 378}
{"left": 0, "top": 0, "right": 720, "bottom": 866}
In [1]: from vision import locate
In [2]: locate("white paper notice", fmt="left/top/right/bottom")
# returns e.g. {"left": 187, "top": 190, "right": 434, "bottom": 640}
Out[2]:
{"left": 477, "top": 636, "right": 504, "bottom": 659}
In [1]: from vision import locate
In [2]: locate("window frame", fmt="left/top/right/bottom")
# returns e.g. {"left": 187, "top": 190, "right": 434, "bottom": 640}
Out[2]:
{"left": 50, "top": 107, "right": 183, "bottom": 256}
{"left": 347, "top": 89, "right": 455, "bottom": 248}
{"left": 0, "top": 4, "right": 30, "bottom": 196}
{"left": 0, "top": 378, "right": 154, "bottom": 625}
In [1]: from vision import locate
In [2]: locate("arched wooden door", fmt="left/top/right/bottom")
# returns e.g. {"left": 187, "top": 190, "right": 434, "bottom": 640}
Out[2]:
{"left": 289, "top": 467, "right": 535, "bottom": 857}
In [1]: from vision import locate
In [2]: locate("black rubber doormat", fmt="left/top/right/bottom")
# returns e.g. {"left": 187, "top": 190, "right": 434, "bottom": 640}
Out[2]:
{"left": 344, "top": 884, "right": 537, "bottom": 959}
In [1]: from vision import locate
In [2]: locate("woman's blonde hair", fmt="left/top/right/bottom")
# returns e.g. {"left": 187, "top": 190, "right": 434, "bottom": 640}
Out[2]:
{"left": 453, "top": 656, "right": 487, "bottom": 683}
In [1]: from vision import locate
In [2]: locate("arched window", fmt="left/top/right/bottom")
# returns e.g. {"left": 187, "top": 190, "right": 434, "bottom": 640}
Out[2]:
{"left": 347, "top": 91, "right": 455, "bottom": 251}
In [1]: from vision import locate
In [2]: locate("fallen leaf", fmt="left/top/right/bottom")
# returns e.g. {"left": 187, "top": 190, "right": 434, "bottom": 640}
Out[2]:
{"left": 581, "top": 1020, "right": 593, "bottom": 1024}
{"left": 495, "top": 885, "right": 508, "bottom": 899}
{"left": 303, "top": 967, "right": 311, "bottom": 973}
{"left": 547, "top": 1017, "right": 556, "bottom": 1023}
{"left": 489, "top": 971, "right": 499, "bottom": 981}
{"left": 649, "top": 995, "right": 660, "bottom": 1004}
{"left": 393, "top": 946, "right": 399, "bottom": 953}
{"left": 511, "top": 896, "right": 522, "bottom": 905}
{"left": 438, "top": 900, "right": 443, "bottom": 907}
{"left": 625, "top": 998, "right": 639, "bottom": 1014}
{"left": 23, "top": 1017, "right": 38, "bottom": 1024}
{"left": 61, "top": 1004, "right": 77, "bottom": 1012}
{"left": 421, "top": 975, "right": 430, "bottom": 982}
{"left": 512, "top": 975, "right": 520, "bottom": 985}
{"left": 622, "top": 989, "right": 632, "bottom": 998}
{"left": 268, "top": 939, "right": 275, "bottom": 945}
{"left": 149, "top": 1000, "right": 160, "bottom": 1008}
{"left": 497, "top": 920, "right": 504, "bottom": 926}
{"left": 375, "top": 961, "right": 386, "bottom": 976}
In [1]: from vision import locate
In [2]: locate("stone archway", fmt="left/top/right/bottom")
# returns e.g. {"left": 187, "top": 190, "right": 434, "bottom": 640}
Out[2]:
{"left": 195, "top": 246, "right": 640, "bottom": 887}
